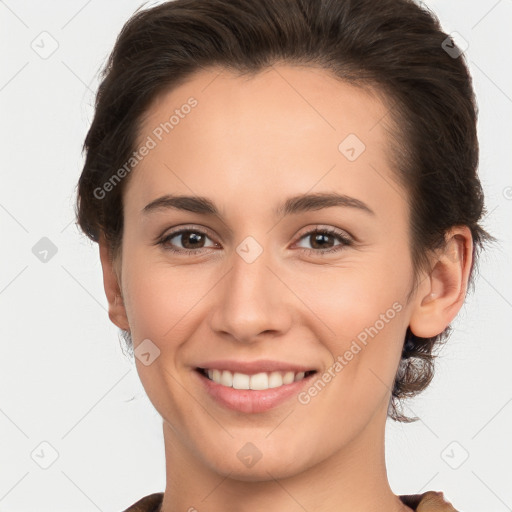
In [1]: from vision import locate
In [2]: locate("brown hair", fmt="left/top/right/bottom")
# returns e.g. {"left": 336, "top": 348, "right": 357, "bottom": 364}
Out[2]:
{"left": 76, "top": 0, "right": 494, "bottom": 421}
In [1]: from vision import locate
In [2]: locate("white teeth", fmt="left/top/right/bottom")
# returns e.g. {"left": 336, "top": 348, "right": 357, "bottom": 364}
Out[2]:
{"left": 233, "top": 372, "right": 250, "bottom": 389}
{"left": 283, "top": 371, "right": 295, "bottom": 385}
{"left": 250, "top": 372, "right": 269, "bottom": 390}
{"left": 294, "top": 371, "right": 305, "bottom": 382}
{"left": 220, "top": 370, "right": 233, "bottom": 387}
{"left": 203, "top": 368, "right": 311, "bottom": 390}
{"left": 268, "top": 371, "right": 283, "bottom": 388}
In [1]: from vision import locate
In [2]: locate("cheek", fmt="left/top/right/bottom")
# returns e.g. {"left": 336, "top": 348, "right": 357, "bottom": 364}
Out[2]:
{"left": 120, "top": 252, "right": 215, "bottom": 344}
{"left": 293, "top": 258, "right": 409, "bottom": 339}
{"left": 119, "top": 254, "right": 208, "bottom": 418}
{"left": 291, "top": 260, "right": 409, "bottom": 399}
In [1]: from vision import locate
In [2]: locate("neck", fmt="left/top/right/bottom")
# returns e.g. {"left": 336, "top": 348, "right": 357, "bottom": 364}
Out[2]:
{"left": 160, "top": 402, "right": 411, "bottom": 512}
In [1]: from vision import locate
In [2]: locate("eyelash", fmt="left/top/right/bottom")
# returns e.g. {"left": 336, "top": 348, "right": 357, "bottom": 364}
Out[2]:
{"left": 156, "top": 226, "right": 353, "bottom": 256}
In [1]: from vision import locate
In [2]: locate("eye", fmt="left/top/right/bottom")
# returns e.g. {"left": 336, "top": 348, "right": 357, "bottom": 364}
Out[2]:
{"left": 156, "top": 225, "right": 353, "bottom": 256}
{"left": 157, "top": 227, "right": 218, "bottom": 255}
{"left": 295, "top": 226, "right": 353, "bottom": 255}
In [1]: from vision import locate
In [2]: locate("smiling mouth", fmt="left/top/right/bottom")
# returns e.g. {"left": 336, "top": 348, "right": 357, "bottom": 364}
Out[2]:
{"left": 195, "top": 367, "right": 317, "bottom": 391}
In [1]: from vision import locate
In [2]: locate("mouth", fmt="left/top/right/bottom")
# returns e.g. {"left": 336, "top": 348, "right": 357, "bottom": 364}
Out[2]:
{"left": 194, "top": 366, "right": 318, "bottom": 413}
{"left": 195, "top": 367, "right": 317, "bottom": 390}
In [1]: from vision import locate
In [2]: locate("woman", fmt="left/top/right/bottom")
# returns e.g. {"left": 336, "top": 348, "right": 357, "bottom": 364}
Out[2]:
{"left": 76, "top": 0, "right": 492, "bottom": 510}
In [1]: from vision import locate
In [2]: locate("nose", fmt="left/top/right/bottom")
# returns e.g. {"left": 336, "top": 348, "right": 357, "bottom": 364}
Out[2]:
{"left": 208, "top": 238, "right": 293, "bottom": 344}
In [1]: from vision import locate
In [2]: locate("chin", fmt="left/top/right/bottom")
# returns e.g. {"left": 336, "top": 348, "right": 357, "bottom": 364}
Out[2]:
{"left": 200, "top": 440, "right": 318, "bottom": 482}
{"left": 209, "top": 459, "right": 308, "bottom": 482}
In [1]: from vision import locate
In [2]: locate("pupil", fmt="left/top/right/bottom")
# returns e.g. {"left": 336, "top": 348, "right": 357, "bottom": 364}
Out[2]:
{"left": 183, "top": 231, "right": 203, "bottom": 249}
{"left": 312, "top": 233, "right": 332, "bottom": 249}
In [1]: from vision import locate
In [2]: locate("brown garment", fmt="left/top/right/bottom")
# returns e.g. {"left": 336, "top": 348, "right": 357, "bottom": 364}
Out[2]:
{"left": 123, "top": 490, "right": 459, "bottom": 511}
{"left": 400, "top": 491, "right": 459, "bottom": 511}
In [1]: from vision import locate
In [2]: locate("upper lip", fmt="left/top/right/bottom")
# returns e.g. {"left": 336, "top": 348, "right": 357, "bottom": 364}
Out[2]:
{"left": 195, "top": 359, "right": 317, "bottom": 375}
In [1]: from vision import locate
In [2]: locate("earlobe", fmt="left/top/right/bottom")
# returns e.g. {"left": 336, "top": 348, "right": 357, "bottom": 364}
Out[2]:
{"left": 409, "top": 227, "right": 473, "bottom": 339}
{"left": 98, "top": 236, "right": 130, "bottom": 331}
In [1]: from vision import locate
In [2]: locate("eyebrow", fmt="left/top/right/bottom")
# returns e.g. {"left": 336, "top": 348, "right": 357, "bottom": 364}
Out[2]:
{"left": 142, "top": 192, "right": 375, "bottom": 218}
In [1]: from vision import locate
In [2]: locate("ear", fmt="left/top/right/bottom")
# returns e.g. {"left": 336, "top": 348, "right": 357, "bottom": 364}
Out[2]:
{"left": 409, "top": 226, "right": 473, "bottom": 338}
{"left": 98, "top": 235, "right": 130, "bottom": 331}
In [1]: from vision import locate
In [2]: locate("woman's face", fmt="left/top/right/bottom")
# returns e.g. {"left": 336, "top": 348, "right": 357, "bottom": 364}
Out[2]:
{"left": 107, "top": 65, "right": 427, "bottom": 479}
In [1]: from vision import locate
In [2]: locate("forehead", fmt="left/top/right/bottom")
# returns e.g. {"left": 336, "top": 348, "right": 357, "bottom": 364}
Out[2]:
{"left": 128, "top": 64, "right": 405, "bottom": 220}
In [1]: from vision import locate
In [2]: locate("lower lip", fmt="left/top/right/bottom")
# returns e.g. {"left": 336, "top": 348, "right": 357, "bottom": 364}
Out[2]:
{"left": 194, "top": 369, "right": 316, "bottom": 413}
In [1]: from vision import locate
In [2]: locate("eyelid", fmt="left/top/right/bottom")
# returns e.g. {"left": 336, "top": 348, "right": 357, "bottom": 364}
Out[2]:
{"left": 295, "top": 224, "right": 353, "bottom": 241}
{"left": 155, "top": 223, "right": 218, "bottom": 243}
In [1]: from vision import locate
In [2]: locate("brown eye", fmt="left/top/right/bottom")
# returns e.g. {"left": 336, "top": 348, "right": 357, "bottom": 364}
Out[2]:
{"left": 159, "top": 228, "right": 217, "bottom": 254}
{"left": 175, "top": 231, "right": 206, "bottom": 249}
{"left": 308, "top": 232, "right": 336, "bottom": 250}
{"left": 295, "top": 228, "right": 352, "bottom": 255}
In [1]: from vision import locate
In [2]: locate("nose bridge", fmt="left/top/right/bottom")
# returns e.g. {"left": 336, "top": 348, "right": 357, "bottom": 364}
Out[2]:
{"left": 231, "top": 235, "right": 270, "bottom": 300}
{"left": 210, "top": 235, "right": 291, "bottom": 342}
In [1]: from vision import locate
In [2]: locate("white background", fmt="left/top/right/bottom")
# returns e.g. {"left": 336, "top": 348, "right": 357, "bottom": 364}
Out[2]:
{"left": 0, "top": 1, "right": 511, "bottom": 511}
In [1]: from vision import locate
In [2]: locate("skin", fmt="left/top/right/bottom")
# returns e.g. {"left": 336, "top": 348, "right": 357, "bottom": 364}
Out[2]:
{"left": 98, "top": 64, "right": 473, "bottom": 512}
